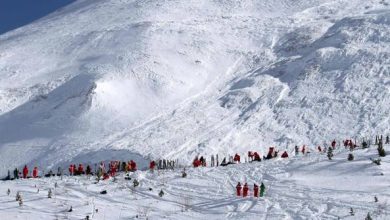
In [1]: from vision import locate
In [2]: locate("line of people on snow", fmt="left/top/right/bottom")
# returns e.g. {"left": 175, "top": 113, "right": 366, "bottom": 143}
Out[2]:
{"left": 236, "top": 182, "right": 266, "bottom": 197}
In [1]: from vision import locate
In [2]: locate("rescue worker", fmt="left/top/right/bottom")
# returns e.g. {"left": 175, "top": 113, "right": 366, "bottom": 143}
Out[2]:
{"left": 32, "top": 167, "right": 38, "bottom": 178}
{"left": 301, "top": 145, "right": 306, "bottom": 154}
{"left": 266, "top": 147, "right": 274, "bottom": 159}
{"left": 253, "top": 183, "right": 259, "bottom": 197}
{"left": 294, "top": 146, "right": 299, "bottom": 155}
{"left": 243, "top": 183, "right": 249, "bottom": 197}
{"left": 281, "top": 151, "right": 289, "bottom": 158}
{"left": 78, "top": 164, "right": 84, "bottom": 175}
{"left": 23, "top": 165, "right": 29, "bottom": 178}
{"left": 236, "top": 182, "right": 242, "bottom": 196}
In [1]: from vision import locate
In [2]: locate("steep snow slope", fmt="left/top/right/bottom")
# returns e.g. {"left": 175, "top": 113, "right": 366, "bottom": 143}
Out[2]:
{"left": 0, "top": 0, "right": 389, "bottom": 173}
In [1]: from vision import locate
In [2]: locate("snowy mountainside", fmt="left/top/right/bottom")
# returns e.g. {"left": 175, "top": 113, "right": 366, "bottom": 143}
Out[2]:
{"left": 0, "top": 0, "right": 389, "bottom": 173}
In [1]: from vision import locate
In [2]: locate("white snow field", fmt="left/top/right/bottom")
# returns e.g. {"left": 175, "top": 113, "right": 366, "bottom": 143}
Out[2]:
{"left": 0, "top": 0, "right": 389, "bottom": 218}
{"left": 1, "top": 146, "right": 390, "bottom": 219}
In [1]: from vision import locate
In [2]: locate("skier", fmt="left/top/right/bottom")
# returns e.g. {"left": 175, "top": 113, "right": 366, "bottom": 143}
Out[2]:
{"left": 22, "top": 165, "right": 28, "bottom": 179}
{"left": 281, "top": 151, "right": 289, "bottom": 158}
{"left": 32, "top": 167, "right": 38, "bottom": 178}
{"left": 243, "top": 183, "right": 249, "bottom": 197}
{"left": 253, "top": 183, "right": 259, "bottom": 197}
{"left": 233, "top": 154, "right": 240, "bottom": 163}
{"left": 260, "top": 182, "right": 265, "bottom": 197}
{"left": 236, "top": 182, "right": 242, "bottom": 196}
{"left": 149, "top": 160, "right": 156, "bottom": 171}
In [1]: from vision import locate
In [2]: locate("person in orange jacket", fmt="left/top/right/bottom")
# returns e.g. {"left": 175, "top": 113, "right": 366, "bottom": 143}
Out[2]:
{"left": 236, "top": 182, "right": 242, "bottom": 196}
{"left": 243, "top": 183, "right": 249, "bottom": 197}
{"left": 23, "top": 165, "right": 29, "bottom": 178}
{"left": 253, "top": 183, "right": 259, "bottom": 197}
{"left": 32, "top": 167, "right": 38, "bottom": 178}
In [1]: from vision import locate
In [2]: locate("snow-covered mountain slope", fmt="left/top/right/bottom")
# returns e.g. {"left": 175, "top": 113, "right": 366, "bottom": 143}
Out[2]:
{"left": 1, "top": 146, "right": 389, "bottom": 219}
{"left": 0, "top": 0, "right": 389, "bottom": 173}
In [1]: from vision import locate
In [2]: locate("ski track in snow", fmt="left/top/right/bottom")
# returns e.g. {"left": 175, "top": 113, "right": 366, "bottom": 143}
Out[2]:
{"left": 1, "top": 146, "right": 390, "bottom": 219}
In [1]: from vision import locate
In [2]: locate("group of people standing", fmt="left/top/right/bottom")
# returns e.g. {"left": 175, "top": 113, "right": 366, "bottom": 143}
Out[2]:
{"left": 236, "top": 182, "right": 266, "bottom": 197}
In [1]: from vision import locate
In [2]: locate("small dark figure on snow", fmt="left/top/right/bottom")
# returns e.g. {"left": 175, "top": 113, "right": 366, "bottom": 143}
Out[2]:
{"left": 182, "top": 168, "right": 187, "bottom": 178}
{"left": 133, "top": 179, "right": 139, "bottom": 187}
{"left": 48, "top": 189, "right": 52, "bottom": 198}
{"left": 16, "top": 191, "right": 21, "bottom": 201}
{"left": 13, "top": 168, "right": 19, "bottom": 179}
{"left": 350, "top": 208, "right": 354, "bottom": 216}
{"left": 348, "top": 153, "right": 354, "bottom": 161}
{"left": 362, "top": 139, "right": 368, "bottom": 149}
{"left": 378, "top": 141, "right": 386, "bottom": 157}
{"left": 295, "top": 146, "right": 299, "bottom": 155}
{"left": 365, "top": 212, "right": 372, "bottom": 220}
{"left": 7, "top": 188, "right": 10, "bottom": 196}
{"left": 159, "top": 189, "right": 164, "bottom": 197}
{"left": 371, "top": 158, "right": 381, "bottom": 165}
{"left": 386, "top": 135, "right": 390, "bottom": 144}
{"left": 327, "top": 147, "right": 333, "bottom": 160}
{"left": 68, "top": 206, "right": 73, "bottom": 212}
{"left": 100, "top": 190, "right": 107, "bottom": 195}
{"left": 374, "top": 196, "right": 378, "bottom": 202}
{"left": 260, "top": 183, "right": 265, "bottom": 197}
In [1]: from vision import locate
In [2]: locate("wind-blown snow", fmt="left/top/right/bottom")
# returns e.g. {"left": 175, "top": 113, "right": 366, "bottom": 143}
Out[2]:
{"left": 0, "top": 0, "right": 389, "bottom": 173}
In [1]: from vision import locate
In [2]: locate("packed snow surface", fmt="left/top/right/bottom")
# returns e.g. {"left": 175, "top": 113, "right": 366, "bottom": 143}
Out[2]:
{"left": 0, "top": 0, "right": 389, "bottom": 173}
{"left": 1, "top": 146, "right": 389, "bottom": 219}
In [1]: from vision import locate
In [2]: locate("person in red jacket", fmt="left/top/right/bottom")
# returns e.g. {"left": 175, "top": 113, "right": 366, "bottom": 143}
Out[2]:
{"left": 32, "top": 167, "right": 38, "bottom": 178}
{"left": 23, "top": 165, "right": 28, "bottom": 178}
{"left": 281, "top": 151, "right": 289, "bottom": 158}
{"left": 236, "top": 182, "right": 242, "bottom": 196}
{"left": 149, "top": 161, "right": 156, "bottom": 171}
{"left": 301, "top": 145, "right": 306, "bottom": 154}
{"left": 233, "top": 154, "right": 240, "bottom": 163}
{"left": 193, "top": 157, "right": 201, "bottom": 167}
{"left": 69, "top": 164, "right": 74, "bottom": 176}
{"left": 78, "top": 164, "right": 84, "bottom": 175}
{"left": 243, "top": 183, "right": 249, "bottom": 197}
{"left": 253, "top": 183, "right": 259, "bottom": 197}
{"left": 130, "top": 160, "right": 137, "bottom": 171}
{"left": 109, "top": 161, "right": 117, "bottom": 176}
